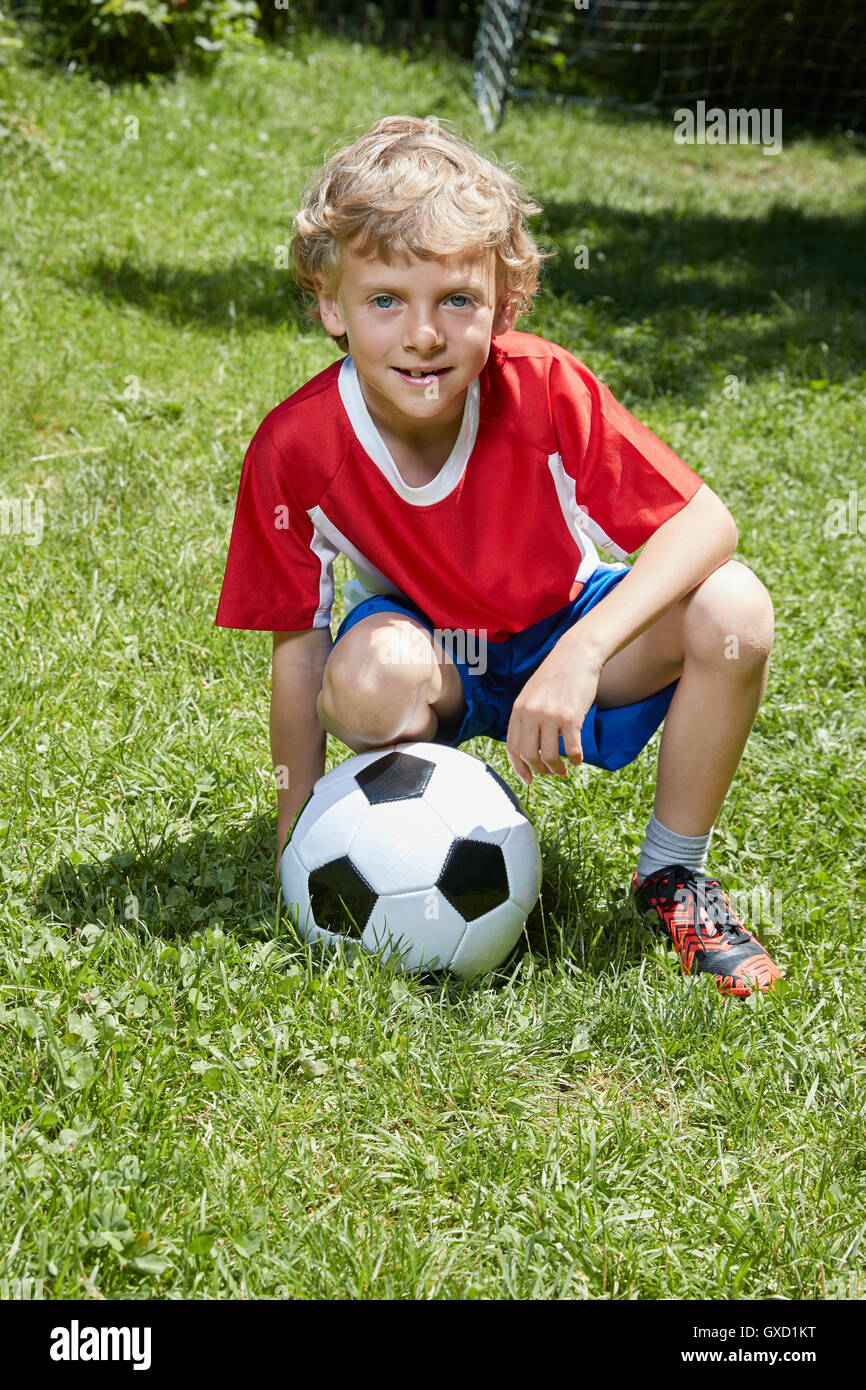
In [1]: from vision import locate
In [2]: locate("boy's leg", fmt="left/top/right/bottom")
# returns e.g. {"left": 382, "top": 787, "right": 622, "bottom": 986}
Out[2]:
{"left": 595, "top": 558, "right": 773, "bottom": 835}
{"left": 317, "top": 612, "right": 467, "bottom": 752}
{"left": 593, "top": 558, "right": 782, "bottom": 996}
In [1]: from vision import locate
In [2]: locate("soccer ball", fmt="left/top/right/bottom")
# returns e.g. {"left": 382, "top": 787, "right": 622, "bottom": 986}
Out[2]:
{"left": 279, "top": 742, "right": 543, "bottom": 979}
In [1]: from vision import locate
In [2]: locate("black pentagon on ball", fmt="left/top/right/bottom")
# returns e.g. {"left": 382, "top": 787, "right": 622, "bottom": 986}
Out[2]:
{"left": 437, "top": 838, "right": 510, "bottom": 921}
{"left": 485, "top": 763, "right": 528, "bottom": 818}
{"left": 308, "top": 856, "right": 377, "bottom": 938}
{"left": 354, "top": 750, "right": 435, "bottom": 804}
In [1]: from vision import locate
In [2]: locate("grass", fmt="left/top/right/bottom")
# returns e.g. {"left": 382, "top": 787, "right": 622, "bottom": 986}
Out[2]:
{"left": 1, "top": 23, "right": 865, "bottom": 1300}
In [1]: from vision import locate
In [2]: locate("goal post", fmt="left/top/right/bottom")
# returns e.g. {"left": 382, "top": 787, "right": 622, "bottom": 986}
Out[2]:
{"left": 473, "top": 0, "right": 534, "bottom": 133}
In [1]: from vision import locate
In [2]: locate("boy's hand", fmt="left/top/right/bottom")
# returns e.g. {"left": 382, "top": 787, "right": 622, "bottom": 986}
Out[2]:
{"left": 505, "top": 647, "right": 602, "bottom": 786}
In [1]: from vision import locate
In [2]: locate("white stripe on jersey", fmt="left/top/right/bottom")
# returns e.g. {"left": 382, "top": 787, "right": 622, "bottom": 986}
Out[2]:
{"left": 307, "top": 503, "right": 411, "bottom": 618}
{"left": 307, "top": 523, "right": 338, "bottom": 628}
{"left": 547, "top": 451, "right": 629, "bottom": 583}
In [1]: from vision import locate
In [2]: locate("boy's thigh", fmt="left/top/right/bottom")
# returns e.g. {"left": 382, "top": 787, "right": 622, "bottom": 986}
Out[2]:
{"left": 594, "top": 557, "right": 765, "bottom": 709}
{"left": 595, "top": 601, "right": 686, "bottom": 709}
{"left": 326, "top": 609, "right": 466, "bottom": 722}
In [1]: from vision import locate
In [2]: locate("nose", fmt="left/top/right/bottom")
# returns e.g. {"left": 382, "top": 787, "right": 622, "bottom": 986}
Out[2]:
{"left": 404, "top": 317, "right": 444, "bottom": 353}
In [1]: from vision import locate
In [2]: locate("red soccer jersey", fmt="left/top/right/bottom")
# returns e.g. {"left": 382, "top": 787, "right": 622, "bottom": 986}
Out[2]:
{"left": 214, "top": 329, "right": 703, "bottom": 642}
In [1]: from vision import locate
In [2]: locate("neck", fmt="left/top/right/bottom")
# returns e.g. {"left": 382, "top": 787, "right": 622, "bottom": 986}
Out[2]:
{"left": 360, "top": 378, "right": 466, "bottom": 454}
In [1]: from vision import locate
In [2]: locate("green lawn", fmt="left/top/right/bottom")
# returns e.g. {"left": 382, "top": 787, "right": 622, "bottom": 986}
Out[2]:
{"left": 1, "top": 26, "right": 865, "bottom": 1299}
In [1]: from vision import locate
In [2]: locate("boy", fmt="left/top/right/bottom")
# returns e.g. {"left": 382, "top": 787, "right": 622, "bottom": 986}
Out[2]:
{"left": 215, "top": 115, "right": 782, "bottom": 998}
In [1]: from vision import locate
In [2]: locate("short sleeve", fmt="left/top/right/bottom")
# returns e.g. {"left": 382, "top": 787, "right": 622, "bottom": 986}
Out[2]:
{"left": 214, "top": 422, "right": 335, "bottom": 631}
{"left": 548, "top": 350, "right": 704, "bottom": 556}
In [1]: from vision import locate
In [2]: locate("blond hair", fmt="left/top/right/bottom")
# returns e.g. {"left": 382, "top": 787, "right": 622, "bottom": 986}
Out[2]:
{"left": 290, "top": 115, "right": 554, "bottom": 353}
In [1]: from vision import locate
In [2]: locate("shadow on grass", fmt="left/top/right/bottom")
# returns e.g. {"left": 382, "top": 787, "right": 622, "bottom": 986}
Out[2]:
{"left": 74, "top": 256, "right": 315, "bottom": 337}
{"left": 31, "top": 812, "right": 645, "bottom": 989}
{"left": 533, "top": 198, "right": 866, "bottom": 398}
{"left": 34, "top": 812, "right": 282, "bottom": 948}
{"left": 520, "top": 822, "right": 647, "bottom": 980}
{"left": 73, "top": 199, "right": 866, "bottom": 403}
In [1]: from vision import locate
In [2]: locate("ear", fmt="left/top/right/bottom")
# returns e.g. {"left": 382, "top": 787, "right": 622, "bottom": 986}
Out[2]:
{"left": 492, "top": 290, "right": 517, "bottom": 337}
{"left": 314, "top": 273, "right": 348, "bottom": 339}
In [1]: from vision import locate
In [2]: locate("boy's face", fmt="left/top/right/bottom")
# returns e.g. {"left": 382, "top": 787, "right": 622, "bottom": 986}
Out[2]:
{"left": 314, "top": 242, "right": 513, "bottom": 443}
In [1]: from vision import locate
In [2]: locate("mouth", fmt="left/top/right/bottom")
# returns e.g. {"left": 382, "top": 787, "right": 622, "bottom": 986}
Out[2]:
{"left": 391, "top": 367, "right": 452, "bottom": 383}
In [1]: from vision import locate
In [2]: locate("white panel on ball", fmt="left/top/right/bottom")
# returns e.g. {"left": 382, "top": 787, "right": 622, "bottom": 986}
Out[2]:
{"left": 502, "top": 820, "right": 544, "bottom": 913}
{"left": 292, "top": 785, "right": 371, "bottom": 873}
{"left": 279, "top": 843, "right": 316, "bottom": 935}
{"left": 448, "top": 900, "right": 527, "bottom": 979}
{"left": 421, "top": 764, "right": 522, "bottom": 844}
{"left": 363, "top": 888, "right": 467, "bottom": 972}
{"left": 347, "top": 799, "right": 453, "bottom": 894}
{"left": 291, "top": 773, "right": 365, "bottom": 850}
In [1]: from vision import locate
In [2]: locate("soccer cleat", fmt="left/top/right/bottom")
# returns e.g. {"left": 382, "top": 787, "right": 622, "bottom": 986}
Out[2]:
{"left": 631, "top": 864, "right": 782, "bottom": 998}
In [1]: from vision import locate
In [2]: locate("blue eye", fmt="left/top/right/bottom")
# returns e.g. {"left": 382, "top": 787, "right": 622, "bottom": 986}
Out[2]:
{"left": 371, "top": 293, "right": 473, "bottom": 310}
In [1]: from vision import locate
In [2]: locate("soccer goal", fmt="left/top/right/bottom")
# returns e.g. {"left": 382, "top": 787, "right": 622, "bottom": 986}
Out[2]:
{"left": 473, "top": 0, "right": 866, "bottom": 134}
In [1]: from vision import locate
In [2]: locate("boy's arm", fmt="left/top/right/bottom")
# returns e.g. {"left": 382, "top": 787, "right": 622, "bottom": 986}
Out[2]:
{"left": 271, "top": 627, "right": 332, "bottom": 875}
{"left": 505, "top": 483, "right": 738, "bottom": 783}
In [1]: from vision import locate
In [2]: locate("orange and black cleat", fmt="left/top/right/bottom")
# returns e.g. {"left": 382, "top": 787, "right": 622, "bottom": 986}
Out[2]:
{"left": 632, "top": 864, "right": 783, "bottom": 998}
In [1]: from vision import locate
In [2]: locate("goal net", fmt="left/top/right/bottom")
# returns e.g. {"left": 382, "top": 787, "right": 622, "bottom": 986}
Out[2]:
{"left": 473, "top": 0, "right": 866, "bottom": 134}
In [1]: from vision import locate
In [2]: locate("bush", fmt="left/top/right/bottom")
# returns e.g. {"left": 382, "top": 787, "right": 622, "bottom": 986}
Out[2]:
{"left": 20, "top": 0, "right": 262, "bottom": 82}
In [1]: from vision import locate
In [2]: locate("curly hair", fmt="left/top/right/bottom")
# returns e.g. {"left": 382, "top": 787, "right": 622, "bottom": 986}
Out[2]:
{"left": 289, "top": 115, "right": 555, "bottom": 354}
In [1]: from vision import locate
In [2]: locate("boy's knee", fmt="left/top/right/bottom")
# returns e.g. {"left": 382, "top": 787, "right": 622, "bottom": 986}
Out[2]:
{"left": 319, "top": 647, "right": 379, "bottom": 730}
{"left": 687, "top": 560, "right": 774, "bottom": 666}
{"left": 318, "top": 667, "right": 395, "bottom": 745}
{"left": 318, "top": 621, "right": 433, "bottom": 743}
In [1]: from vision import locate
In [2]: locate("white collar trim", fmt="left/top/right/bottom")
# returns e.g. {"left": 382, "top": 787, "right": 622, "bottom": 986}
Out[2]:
{"left": 337, "top": 355, "right": 480, "bottom": 506}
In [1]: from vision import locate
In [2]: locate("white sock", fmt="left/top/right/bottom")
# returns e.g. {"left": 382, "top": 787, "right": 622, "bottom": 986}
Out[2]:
{"left": 635, "top": 811, "right": 713, "bottom": 887}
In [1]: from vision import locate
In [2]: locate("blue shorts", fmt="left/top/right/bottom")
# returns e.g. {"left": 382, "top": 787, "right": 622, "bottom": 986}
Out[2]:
{"left": 331, "top": 564, "right": 678, "bottom": 772}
